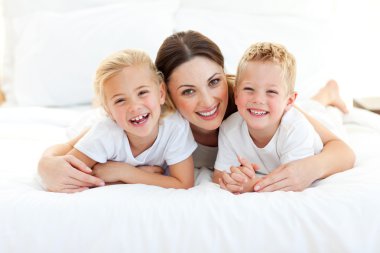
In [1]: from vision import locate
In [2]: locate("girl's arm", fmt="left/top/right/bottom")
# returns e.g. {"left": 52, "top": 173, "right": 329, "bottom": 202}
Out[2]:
{"left": 38, "top": 131, "right": 105, "bottom": 193}
{"left": 92, "top": 156, "right": 194, "bottom": 189}
{"left": 253, "top": 109, "right": 355, "bottom": 192}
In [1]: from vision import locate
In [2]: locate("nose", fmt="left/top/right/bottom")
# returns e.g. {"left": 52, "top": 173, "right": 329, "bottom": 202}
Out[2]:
{"left": 126, "top": 97, "right": 142, "bottom": 113}
{"left": 251, "top": 91, "right": 265, "bottom": 104}
{"left": 199, "top": 89, "right": 214, "bottom": 107}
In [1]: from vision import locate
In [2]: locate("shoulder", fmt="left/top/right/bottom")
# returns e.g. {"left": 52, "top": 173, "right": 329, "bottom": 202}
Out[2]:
{"left": 159, "top": 111, "right": 191, "bottom": 136}
{"left": 220, "top": 112, "right": 245, "bottom": 134}
{"left": 279, "top": 107, "right": 315, "bottom": 135}
{"left": 161, "top": 111, "right": 188, "bottom": 127}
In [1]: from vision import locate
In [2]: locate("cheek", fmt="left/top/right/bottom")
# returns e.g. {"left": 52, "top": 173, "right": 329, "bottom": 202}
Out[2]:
{"left": 234, "top": 92, "right": 248, "bottom": 107}
{"left": 173, "top": 97, "right": 195, "bottom": 116}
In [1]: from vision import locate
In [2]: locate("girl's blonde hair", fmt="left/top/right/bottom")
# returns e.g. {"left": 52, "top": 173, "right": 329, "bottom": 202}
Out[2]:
{"left": 236, "top": 42, "right": 296, "bottom": 94}
{"left": 94, "top": 49, "right": 175, "bottom": 118}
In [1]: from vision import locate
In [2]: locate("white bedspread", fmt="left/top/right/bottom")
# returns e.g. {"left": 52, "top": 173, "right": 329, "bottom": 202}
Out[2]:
{"left": 1, "top": 106, "right": 380, "bottom": 253}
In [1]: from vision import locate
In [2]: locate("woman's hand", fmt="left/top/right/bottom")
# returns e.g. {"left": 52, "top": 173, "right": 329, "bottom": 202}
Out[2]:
{"left": 38, "top": 155, "right": 105, "bottom": 193}
{"left": 253, "top": 159, "right": 320, "bottom": 192}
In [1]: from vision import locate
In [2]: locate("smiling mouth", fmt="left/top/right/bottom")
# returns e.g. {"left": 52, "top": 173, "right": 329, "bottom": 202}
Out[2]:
{"left": 248, "top": 109, "right": 268, "bottom": 116}
{"left": 130, "top": 113, "right": 149, "bottom": 124}
{"left": 197, "top": 105, "right": 218, "bottom": 117}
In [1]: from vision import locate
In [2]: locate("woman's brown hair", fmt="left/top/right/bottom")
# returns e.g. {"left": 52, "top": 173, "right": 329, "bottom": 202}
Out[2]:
{"left": 155, "top": 30, "right": 236, "bottom": 119}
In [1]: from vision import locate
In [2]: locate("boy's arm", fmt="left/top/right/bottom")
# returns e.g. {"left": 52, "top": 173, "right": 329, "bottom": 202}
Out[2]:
{"left": 93, "top": 156, "right": 194, "bottom": 189}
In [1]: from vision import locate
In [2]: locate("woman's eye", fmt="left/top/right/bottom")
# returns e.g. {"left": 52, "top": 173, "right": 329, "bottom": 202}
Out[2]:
{"left": 209, "top": 78, "right": 220, "bottom": 87}
{"left": 182, "top": 89, "right": 195, "bottom": 96}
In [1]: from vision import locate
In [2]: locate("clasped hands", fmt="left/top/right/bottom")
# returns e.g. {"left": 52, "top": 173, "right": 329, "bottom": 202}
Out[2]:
{"left": 218, "top": 156, "right": 261, "bottom": 194}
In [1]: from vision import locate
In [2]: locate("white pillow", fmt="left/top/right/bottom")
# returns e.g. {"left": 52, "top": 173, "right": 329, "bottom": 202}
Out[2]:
{"left": 12, "top": 0, "right": 179, "bottom": 106}
{"left": 174, "top": 6, "right": 335, "bottom": 99}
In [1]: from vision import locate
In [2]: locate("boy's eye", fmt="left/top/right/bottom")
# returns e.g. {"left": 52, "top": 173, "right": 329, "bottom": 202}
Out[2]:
{"left": 243, "top": 87, "right": 254, "bottom": 92}
{"left": 182, "top": 89, "right": 195, "bottom": 96}
{"left": 267, "top": 90, "right": 279, "bottom": 94}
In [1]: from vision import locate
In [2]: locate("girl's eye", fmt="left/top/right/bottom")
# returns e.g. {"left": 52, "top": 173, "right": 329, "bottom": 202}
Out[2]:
{"left": 209, "top": 78, "right": 220, "bottom": 87}
{"left": 138, "top": 90, "right": 149, "bottom": 96}
{"left": 182, "top": 89, "right": 195, "bottom": 96}
{"left": 114, "top": 98, "right": 125, "bottom": 104}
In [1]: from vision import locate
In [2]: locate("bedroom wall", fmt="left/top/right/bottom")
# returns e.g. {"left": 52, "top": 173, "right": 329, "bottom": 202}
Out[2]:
{"left": 0, "top": 0, "right": 379, "bottom": 106}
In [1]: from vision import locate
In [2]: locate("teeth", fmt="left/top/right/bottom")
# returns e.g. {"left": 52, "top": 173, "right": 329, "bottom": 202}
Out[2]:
{"left": 249, "top": 109, "right": 267, "bottom": 116}
{"left": 131, "top": 113, "right": 148, "bottom": 123}
{"left": 198, "top": 107, "right": 217, "bottom": 117}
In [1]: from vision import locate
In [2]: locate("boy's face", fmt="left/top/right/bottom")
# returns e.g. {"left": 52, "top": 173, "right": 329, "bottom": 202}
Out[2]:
{"left": 103, "top": 65, "right": 165, "bottom": 142}
{"left": 234, "top": 61, "right": 296, "bottom": 137}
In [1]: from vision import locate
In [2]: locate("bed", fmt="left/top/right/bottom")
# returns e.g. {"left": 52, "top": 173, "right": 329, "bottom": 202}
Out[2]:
{"left": 1, "top": 0, "right": 380, "bottom": 252}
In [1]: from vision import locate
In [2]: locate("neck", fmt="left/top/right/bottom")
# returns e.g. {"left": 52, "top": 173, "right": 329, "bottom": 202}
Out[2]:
{"left": 248, "top": 122, "right": 280, "bottom": 148}
{"left": 190, "top": 123, "right": 218, "bottom": 147}
{"left": 127, "top": 125, "right": 159, "bottom": 157}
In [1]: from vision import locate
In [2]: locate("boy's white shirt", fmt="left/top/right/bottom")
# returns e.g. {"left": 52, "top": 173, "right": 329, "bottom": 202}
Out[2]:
{"left": 214, "top": 107, "right": 323, "bottom": 174}
{"left": 74, "top": 111, "right": 197, "bottom": 172}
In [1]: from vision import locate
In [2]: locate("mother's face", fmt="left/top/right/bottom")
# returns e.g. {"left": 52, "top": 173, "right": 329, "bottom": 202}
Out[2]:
{"left": 167, "top": 56, "right": 229, "bottom": 131}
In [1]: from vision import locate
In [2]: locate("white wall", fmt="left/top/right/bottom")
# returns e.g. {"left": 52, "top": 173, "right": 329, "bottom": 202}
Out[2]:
{"left": 0, "top": 0, "right": 379, "bottom": 102}
{"left": 332, "top": 0, "right": 380, "bottom": 98}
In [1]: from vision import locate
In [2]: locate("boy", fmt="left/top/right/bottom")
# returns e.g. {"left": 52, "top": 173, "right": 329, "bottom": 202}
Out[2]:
{"left": 215, "top": 42, "right": 323, "bottom": 193}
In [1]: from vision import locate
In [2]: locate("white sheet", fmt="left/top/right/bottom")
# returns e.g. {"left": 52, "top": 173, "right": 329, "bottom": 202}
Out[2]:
{"left": 1, "top": 106, "right": 380, "bottom": 253}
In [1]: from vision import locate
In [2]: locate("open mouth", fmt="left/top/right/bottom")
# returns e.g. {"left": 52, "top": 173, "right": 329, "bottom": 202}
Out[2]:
{"left": 248, "top": 109, "right": 268, "bottom": 116}
{"left": 196, "top": 105, "right": 218, "bottom": 118}
{"left": 130, "top": 113, "right": 149, "bottom": 125}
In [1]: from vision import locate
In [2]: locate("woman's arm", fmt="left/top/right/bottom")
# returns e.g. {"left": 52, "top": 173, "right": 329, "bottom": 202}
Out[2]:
{"left": 92, "top": 156, "right": 194, "bottom": 189}
{"left": 38, "top": 131, "right": 105, "bottom": 193}
{"left": 253, "top": 108, "right": 355, "bottom": 192}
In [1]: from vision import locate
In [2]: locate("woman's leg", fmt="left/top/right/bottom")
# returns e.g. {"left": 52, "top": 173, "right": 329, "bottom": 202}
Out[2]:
{"left": 311, "top": 80, "right": 349, "bottom": 114}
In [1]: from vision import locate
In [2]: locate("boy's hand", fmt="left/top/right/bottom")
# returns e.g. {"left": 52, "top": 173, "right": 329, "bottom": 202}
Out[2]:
{"left": 219, "top": 156, "right": 260, "bottom": 194}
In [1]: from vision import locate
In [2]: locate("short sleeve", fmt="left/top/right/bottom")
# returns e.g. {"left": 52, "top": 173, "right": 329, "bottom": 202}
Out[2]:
{"left": 74, "top": 118, "right": 121, "bottom": 163}
{"left": 279, "top": 110, "right": 323, "bottom": 164}
{"left": 214, "top": 122, "right": 240, "bottom": 173}
{"left": 164, "top": 113, "right": 197, "bottom": 165}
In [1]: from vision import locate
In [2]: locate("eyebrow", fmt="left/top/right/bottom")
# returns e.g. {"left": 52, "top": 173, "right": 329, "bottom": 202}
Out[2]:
{"left": 176, "top": 72, "right": 221, "bottom": 90}
{"left": 110, "top": 85, "right": 150, "bottom": 99}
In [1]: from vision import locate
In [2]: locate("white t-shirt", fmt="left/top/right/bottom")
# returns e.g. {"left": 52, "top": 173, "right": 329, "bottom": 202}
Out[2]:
{"left": 74, "top": 111, "right": 197, "bottom": 172}
{"left": 214, "top": 108, "right": 323, "bottom": 175}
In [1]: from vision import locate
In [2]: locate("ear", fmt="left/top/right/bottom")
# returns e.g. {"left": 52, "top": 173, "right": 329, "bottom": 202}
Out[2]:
{"left": 284, "top": 91, "right": 297, "bottom": 111}
{"left": 158, "top": 82, "right": 166, "bottom": 105}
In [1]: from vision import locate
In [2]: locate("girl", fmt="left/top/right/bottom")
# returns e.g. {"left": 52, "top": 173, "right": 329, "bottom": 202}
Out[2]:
{"left": 61, "top": 49, "right": 196, "bottom": 190}
{"left": 38, "top": 31, "right": 354, "bottom": 193}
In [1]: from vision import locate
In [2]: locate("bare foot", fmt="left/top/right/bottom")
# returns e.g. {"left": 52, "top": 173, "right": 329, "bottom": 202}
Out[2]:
{"left": 311, "top": 80, "right": 349, "bottom": 114}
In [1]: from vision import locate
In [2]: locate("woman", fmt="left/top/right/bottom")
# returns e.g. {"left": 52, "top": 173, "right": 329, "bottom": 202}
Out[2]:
{"left": 38, "top": 30, "right": 355, "bottom": 193}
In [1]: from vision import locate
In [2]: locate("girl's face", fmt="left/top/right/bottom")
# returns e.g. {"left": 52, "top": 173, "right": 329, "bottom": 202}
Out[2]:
{"left": 167, "top": 56, "right": 228, "bottom": 132}
{"left": 104, "top": 66, "right": 165, "bottom": 143}
{"left": 234, "top": 61, "right": 296, "bottom": 139}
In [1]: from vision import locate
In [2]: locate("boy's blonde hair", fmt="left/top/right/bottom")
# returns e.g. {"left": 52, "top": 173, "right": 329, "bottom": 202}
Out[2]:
{"left": 236, "top": 42, "right": 296, "bottom": 94}
{"left": 94, "top": 49, "right": 175, "bottom": 117}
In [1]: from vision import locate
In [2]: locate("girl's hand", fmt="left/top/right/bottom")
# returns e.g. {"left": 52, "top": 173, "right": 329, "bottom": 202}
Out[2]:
{"left": 138, "top": 165, "right": 165, "bottom": 174}
{"left": 38, "top": 155, "right": 105, "bottom": 193}
{"left": 253, "top": 159, "right": 319, "bottom": 192}
{"left": 92, "top": 162, "right": 128, "bottom": 183}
